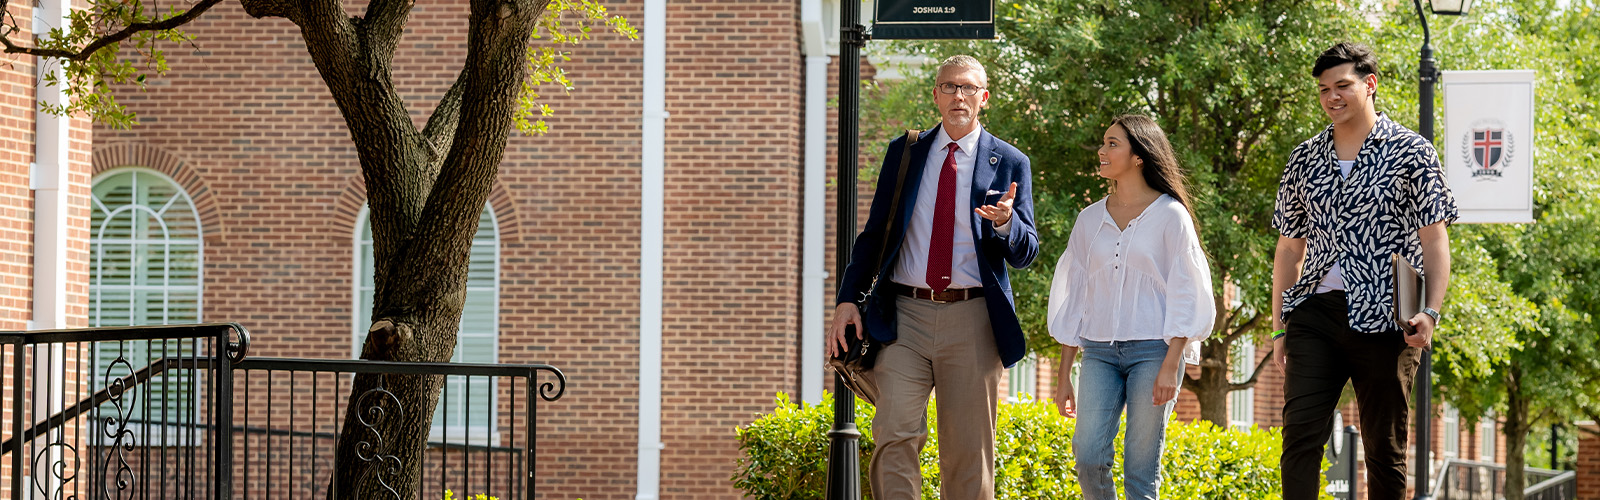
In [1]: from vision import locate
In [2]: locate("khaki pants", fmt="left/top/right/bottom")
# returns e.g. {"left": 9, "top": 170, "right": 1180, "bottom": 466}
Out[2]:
{"left": 869, "top": 294, "right": 1003, "bottom": 500}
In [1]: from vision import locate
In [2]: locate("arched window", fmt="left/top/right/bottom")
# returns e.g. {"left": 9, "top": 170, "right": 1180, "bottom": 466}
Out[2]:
{"left": 354, "top": 204, "right": 499, "bottom": 439}
{"left": 90, "top": 168, "right": 204, "bottom": 438}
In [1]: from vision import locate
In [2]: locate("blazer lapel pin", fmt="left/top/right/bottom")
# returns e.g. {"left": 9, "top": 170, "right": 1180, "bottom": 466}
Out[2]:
{"left": 989, "top": 157, "right": 998, "bottom": 165}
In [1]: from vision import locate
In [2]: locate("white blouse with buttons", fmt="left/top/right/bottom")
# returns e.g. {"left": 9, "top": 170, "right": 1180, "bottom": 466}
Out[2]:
{"left": 1046, "top": 194, "right": 1216, "bottom": 364}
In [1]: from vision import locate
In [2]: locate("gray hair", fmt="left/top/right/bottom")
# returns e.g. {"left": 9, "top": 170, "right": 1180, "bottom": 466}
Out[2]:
{"left": 937, "top": 55, "right": 989, "bottom": 87}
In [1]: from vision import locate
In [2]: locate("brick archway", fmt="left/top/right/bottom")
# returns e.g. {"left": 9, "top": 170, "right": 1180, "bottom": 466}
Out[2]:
{"left": 91, "top": 142, "right": 224, "bottom": 243}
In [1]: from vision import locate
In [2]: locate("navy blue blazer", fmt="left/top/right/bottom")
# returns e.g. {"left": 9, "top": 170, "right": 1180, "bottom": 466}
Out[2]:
{"left": 835, "top": 125, "right": 1040, "bottom": 367}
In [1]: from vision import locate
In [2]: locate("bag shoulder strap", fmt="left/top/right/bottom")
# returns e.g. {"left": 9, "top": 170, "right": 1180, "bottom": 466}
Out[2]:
{"left": 869, "top": 129, "right": 922, "bottom": 280}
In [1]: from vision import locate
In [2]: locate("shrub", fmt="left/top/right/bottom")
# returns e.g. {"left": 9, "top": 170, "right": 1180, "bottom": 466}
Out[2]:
{"left": 734, "top": 392, "right": 1328, "bottom": 499}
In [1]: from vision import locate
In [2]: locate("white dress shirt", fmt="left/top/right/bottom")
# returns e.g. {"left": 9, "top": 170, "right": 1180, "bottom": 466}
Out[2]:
{"left": 892, "top": 125, "right": 1010, "bottom": 290}
{"left": 1046, "top": 194, "right": 1216, "bottom": 364}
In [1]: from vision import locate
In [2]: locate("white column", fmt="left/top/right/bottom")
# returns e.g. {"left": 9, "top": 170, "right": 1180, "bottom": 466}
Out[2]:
{"left": 636, "top": 0, "right": 667, "bottom": 498}
{"left": 799, "top": 0, "right": 831, "bottom": 405}
{"left": 29, "top": 0, "right": 73, "bottom": 498}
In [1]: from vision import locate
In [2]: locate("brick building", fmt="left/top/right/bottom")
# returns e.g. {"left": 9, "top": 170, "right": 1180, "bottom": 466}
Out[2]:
{"left": 1580, "top": 422, "right": 1599, "bottom": 499}
{"left": 0, "top": 0, "right": 1535, "bottom": 499}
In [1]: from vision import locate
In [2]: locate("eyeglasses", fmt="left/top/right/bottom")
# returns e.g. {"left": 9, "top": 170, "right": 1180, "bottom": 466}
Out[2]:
{"left": 937, "top": 83, "right": 984, "bottom": 96}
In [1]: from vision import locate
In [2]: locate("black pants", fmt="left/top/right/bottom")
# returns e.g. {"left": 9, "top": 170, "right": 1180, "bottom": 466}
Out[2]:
{"left": 1281, "top": 292, "right": 1422, "bottom": 500}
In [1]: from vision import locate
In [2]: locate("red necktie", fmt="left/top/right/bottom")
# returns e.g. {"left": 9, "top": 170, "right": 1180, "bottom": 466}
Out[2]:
{"left": 926, "top": 142, "right": 959, "bottom": 293}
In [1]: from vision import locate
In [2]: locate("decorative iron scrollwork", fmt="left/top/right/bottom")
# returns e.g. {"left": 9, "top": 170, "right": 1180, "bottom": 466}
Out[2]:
{"left": 354, "top": 376, "right": 404, "bottom": 500}
{"left": 99, "top": 348, "right": 138, "bottom": 500}
{"left": 536, "top": 366, "right": 567, "bottom": 402}
{"left": 32, "top": 441, "right": 79, "bottom": 500}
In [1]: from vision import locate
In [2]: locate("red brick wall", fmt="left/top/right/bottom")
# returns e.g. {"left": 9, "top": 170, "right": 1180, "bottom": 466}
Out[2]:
{"left": 0, "top": 0, "right": 36, "bottom": 335}
{"left": 1, "top": 0, "right": 94, "bottom": 495}
{"left": 656, "top": 1, "right": 802, "bottom": 496}
{"left": 94, "top": 0, "right": 807, "bottom": 498}
{"left": 1579, "top": 422, "right": 1599, "bottom": 500}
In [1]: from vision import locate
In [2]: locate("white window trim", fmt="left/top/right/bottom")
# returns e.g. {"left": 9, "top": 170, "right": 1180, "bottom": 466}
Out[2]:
{"left": 90, "top": 167, "right": 205, "bottom": 446}
{"left": 1006, "top": 354, "right": 1038, "bottom": 403}
{"left": 1442, "top": 403, "right": 1460, "bottom": 459}
{"left": 352, "top": 204, "right": 501, "bottom": 444}
{"left": 1480, "top": 413, "right": 1496, "bottom": 462}
{"left": 1229, "top": 339, "right": 1255, "bottom": 428}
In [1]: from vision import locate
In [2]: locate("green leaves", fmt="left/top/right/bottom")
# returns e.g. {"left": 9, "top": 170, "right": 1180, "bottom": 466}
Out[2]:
{"left": 14, "top": 0, "right": 637, "bottom": 133}
{"left": 863, "top": 0, "right": 1351, "bottom": 359}
{"left": 733, "top": 393, "right": 1321, "bottom": 499}
{"left": 22, "top": 0, "right": 204, "bottom": 129}
{"left": 1368, "top": 0, "right": 1600, "bottom": 434}
{"left": 515, "top": 0, "right": 638, "bottom": 136}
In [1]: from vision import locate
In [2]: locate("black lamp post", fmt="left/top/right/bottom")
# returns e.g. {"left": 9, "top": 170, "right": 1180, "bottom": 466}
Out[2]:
{"left": 825, "top": 0, "right": 869, "bottom": 498}
{"left": 1411, "top": 1, "right": 1470, "bottom": 499}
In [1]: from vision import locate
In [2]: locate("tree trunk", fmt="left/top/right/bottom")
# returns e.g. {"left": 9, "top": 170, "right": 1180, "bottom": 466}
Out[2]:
{"left": 1503, "top": 362, "right": 1530, "bottom": 500}
{"left": 1194, "top": 338, "right": 1232, "bottom": 426}
{"left": 236, "top": 0, "right": 553, "bottom": 495}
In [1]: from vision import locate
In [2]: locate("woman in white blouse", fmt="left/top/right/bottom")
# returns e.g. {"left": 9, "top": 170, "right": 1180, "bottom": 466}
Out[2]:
{"left": 1047, "top": 114, "right": 1215, "bottom": 500}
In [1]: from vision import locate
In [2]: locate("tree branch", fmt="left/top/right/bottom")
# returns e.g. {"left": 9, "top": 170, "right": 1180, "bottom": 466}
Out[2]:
{"left": 422, "top": 73, "right": 469, "bottom": 162}
{"left": 360, "top": 0, "right": 412, "bottom": 65}
{"left": 1228, "top": 343, "right": 1274, "bottom": 391}
{"left": 1576, "top": 411, "right": 1600, "bottom": 438}
{"left": 1223, "top": 311, "right": 1264, "bottom": 346}
{"left": 1212, "top": 294, "right": 1232, "bottom": 335}
{"left": 238, "top": 0, "right": 297, "bottom": 20}
{"left": 0, "top": 0, "right": 225, "bottom": 60}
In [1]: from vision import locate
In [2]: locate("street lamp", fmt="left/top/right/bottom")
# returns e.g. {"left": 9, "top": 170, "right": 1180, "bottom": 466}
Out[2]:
{"left": 1411, "top": 1, "right": 1471, "bottom": 499}
{"left": 825, "top": 0, "right": 868, "bottom": 498}
{"left": 1429, "top": 0, "right": 1473, "bottom": 15}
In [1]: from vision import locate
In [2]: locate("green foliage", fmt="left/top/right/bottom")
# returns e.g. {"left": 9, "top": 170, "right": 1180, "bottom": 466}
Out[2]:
{"left": 860, "top": 0, "right": 1600, "bottom": 435}
{"left": 441, "top": 490, "right": 498, "bottom": 500}
{"left": 734, "top": 393, "right": 1319, "bottom": 499}
{"left": 5, "top": 0, "right": 201, "bottom": 128}
{"left": 518, "top": 0, "right": 638, "bottom": 135}
{"left": 14, "top": 0, "right": 636, "bottom": 132}
{"left": 1365, "top": 0, "right": 1600, "bottom": 433}
{"left": 863, "top": 0, "right": 1354, "bottom": 359}
{"left": 732, "top": 392, "right": 874, "bottom": 500}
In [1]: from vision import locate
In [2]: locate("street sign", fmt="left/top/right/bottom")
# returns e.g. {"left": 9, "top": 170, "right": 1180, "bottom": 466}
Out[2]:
{"left": 872, "top": 0, "right": 995, "bottom": 40}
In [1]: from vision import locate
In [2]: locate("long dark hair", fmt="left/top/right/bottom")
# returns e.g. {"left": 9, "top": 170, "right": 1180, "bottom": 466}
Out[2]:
{"left": 1111, "top": 114, "right": 1204, "bottom": 250}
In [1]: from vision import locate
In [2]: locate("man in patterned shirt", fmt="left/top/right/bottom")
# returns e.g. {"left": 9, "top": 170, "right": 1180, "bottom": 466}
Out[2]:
{"left": 1271, "top": 42, "right": 1458, "bottom": 500}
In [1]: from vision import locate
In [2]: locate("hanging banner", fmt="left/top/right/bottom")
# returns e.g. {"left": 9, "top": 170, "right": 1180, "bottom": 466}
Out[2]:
{"left": 872, "top": 0, "right": 995, "bottom": 40}
{"left": 1442, "top": 70, "right": 1535, "bottom": 224}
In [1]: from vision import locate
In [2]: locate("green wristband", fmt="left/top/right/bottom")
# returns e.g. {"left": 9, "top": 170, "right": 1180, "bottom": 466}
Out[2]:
{"left": 1271, "top": 329, "right": 1287, "bottom": 340}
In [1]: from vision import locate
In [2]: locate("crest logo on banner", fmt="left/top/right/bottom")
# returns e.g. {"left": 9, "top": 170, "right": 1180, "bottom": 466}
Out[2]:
{"left": 1459, "top": 118, "right": 1514, "bottom": 178}
{"left": 1441, "top": 70, "right": 1535, "bottom": 224}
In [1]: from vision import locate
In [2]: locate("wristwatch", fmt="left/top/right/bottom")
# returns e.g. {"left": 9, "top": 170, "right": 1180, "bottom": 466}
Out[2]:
{"left": 1420, "top": 307, "right": 1441, "bottom": 325}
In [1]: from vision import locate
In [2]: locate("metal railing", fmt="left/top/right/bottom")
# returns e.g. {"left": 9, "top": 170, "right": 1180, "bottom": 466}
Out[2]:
{"left": 1, "top": 323, "right": 247, "bottom": 500}
{"left": 1431, "top": 459, "right": 1577, "bottom": 500}
{"left": 2, "top": 324, "right": 567, "bottom": 500}
{"left": 231, "top": 358, "right": 565, "bottom": 500}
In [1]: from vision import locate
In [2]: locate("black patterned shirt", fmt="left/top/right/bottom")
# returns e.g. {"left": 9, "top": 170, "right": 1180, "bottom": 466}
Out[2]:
{"left": 1273, "top": 113, "right": 1459, "bottom": 333}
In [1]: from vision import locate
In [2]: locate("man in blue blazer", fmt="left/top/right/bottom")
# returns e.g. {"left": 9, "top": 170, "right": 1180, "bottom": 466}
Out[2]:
{"left": 827, "top": 55, "right": 1038, "bottom": 500}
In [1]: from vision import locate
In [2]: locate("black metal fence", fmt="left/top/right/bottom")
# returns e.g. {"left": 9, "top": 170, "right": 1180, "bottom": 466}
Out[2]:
{"left": 1433, "top": 459, "right": 1577, "bottom": 500}
{"left": 1, "top": 324, "right": 566, "bottom": 500}
{"left": 1, "top": 323, "right": 244, "bottom": 500}
{"left": 231, "top": 358, "right": 565, "bottom": 500}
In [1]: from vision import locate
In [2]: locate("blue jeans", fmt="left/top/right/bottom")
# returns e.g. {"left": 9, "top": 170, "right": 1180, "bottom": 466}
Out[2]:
{"left": 1073, "top": 339, "right": 1174, "bottom": 500}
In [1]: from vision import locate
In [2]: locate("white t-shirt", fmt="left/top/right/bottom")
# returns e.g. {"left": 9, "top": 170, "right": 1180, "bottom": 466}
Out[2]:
{"left": 1315, "top": 160, "right": 1358, "bottom": 294}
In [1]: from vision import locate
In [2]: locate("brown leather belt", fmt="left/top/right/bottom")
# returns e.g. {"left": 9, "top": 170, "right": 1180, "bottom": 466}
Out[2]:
{"left": 892, "top": 283, "right": 985, "bottom": 303}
